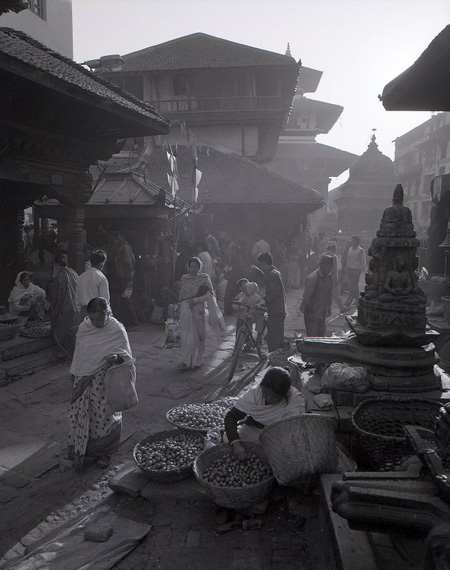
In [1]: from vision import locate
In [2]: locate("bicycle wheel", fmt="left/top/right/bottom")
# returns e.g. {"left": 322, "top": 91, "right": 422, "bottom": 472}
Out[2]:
{"left": 228, "top": 328, "right": 247, "bottom": 381}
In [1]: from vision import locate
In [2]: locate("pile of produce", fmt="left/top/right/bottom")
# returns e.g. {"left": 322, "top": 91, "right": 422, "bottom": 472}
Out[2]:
{"left": 134, "top": 432, "right": 204, "bottom": 472}
{"left": 167, "top": 397, "right": 237, "bottom": 431}
{"left": 0, "top": 321, "right": 18, "bottom": 329}
{"left": 21, "top": 321, "right": 51, "bottom": 338}
{"left": 202, "top": 453, "right": 272, "bottom": 487}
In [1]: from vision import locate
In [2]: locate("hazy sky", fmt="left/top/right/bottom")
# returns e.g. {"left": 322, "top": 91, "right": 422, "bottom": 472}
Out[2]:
{"left": 73, "top": 0, "right": 450, "bottom": 185}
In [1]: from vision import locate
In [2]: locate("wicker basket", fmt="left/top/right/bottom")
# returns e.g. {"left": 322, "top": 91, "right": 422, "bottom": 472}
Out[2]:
{"left": 133, "top": 429, "right": 205, "bottom": 483}
{"left": 166, "top": 399, "right": 237, "bottom": 433}
{"left": 0, "top": 323, "right": 20, "bottom": 342}
{"left": 193, "top": 442, "right": 274, "bottom": 509}
{"left": 351, "top": 398, "right": 442, "bottom": 471}
{"left": 259, "top": 414, "right": 337, "bottom": 486}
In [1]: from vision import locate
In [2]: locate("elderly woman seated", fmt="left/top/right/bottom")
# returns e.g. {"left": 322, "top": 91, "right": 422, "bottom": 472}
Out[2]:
{"left": 7, "top": 271, "right": 49, "bottom": 320}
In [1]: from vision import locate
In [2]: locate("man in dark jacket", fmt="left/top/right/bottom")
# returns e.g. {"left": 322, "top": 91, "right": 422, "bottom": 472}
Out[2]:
{"left": 300, "top": 255, "right": 333, "bottom": 337}
{"left": 252, "top": 252, "right": 287, "bottom": 352}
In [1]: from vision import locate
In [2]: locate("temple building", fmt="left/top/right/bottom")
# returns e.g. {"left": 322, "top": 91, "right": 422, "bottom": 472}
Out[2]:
{"left": 271, "top": 57, "right": 357, "bottom": 232}
{"left": 331, "top": 134, "right": 396, "bottom": 237}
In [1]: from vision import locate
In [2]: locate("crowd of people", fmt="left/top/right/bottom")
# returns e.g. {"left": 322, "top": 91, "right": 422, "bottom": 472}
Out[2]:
{"left": 6, "top": 223, "right": 372, "bottom": 472}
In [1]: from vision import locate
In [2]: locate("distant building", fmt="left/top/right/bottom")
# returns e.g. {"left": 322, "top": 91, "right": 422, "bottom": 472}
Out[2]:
{"left": 271, "top": 61, "right": 357, "bottom": 231}
{"left": 394, "top": 112, "right": 450, "bottom": 232}
{"left": 0, "top": 0, "right": 73, "bottom": 58}
{"left": 91, "top": 33, "right": 325, "bottom": 247}
{"left": 332, "top": 135, "right": 396, "bottom": 237}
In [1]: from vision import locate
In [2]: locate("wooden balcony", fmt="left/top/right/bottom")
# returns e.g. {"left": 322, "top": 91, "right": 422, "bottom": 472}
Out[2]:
{"left": 151, "top": 96, "right": 289, "bottom": 116}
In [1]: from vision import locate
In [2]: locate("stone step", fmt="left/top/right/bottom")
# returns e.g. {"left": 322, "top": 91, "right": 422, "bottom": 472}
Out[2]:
{"left": 0, "top": 335, "right": 55, "bottom": 362}
{"left": 0, "top": 347, "right": 64, "bottom": 384}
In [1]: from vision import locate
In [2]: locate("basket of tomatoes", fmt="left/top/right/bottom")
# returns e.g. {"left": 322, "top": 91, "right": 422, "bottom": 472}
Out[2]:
{"left": 166, "top": 398, "right": 237, "bottom": 433}
{"left": 193, "top": 442, "right": 274, "bottom": 509}
{"left": 133, "top": 429, "right": 205, "bottom": 483}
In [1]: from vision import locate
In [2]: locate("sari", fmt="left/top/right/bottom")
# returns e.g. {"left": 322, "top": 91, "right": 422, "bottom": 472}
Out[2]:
{"left": 68, "top": 316, "right": 133, "bottom": 469}
{"left": 178, "top": 272, "right": 225, "bottom": 369}
{"left": 51, "top": 265, "right": 78, "bottom": 357}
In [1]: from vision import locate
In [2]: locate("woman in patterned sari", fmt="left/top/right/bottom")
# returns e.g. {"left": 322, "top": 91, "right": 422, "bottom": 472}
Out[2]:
{"left": 68, "top": 297, "right": 133, "bottom": 470}
{"left": 178, "top": 256, "right": 224, "bottom": 370}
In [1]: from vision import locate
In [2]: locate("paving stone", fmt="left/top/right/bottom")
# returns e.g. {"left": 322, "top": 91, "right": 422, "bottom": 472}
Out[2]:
{"left": 231, "top": 548, "right": 272, "bottom": 570}
{"left": 170, "top": 529, "right": 186, "bottom": 548}
{"left": 186, "top": 530, "right": 201, "bottom": 548}
{"left": 0, "top": 486, "right": 18, "bottom": 504}
{"left": 141, "top": 476, "right": 207, "bottom": 502}
{"left": 1, "top": 469, "right": 30, "bottom": 488}
{"left": 108, "top": 462, "right": 150, "bottom": 497}
{"left": 244, "top": 530, "right": 261, "bottom": 548}
{"left": 151, "top": 499, "right": 177, "bottom": 526}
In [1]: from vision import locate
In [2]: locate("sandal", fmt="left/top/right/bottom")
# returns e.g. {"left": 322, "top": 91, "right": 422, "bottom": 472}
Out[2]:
{"left": 178, "top": 363, "right": 190, "bottom": 370}
{"left": 97, "top": 456, "right": 111, "bottom": 469}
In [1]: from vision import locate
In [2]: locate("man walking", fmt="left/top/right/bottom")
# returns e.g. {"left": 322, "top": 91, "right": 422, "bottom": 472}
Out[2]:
{"left": 50, "top": 252, "right": 78, "bottom": 357}
{"left": 300, "top": 255, "right": 333, "bottom": 337}
{"left": 252, "top": 252, "right": 287, "bottom": 352}
{"left": 319, "top": 242, "right": 343, "bottom": 312}
{"left": 341, "top": 235, "right": 366, "bottom": 311}
{"left": 75, "top": 250, "right": 109, "bottom": 320}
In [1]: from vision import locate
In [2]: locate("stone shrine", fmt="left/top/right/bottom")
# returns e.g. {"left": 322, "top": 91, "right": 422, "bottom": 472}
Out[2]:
{"left": 297, "top": 185, "right": 441, "bottom": 393}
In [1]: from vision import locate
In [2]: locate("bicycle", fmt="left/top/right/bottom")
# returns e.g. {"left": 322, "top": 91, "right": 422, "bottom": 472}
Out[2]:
{"left": 228, "top": 301, "right": 267, "bottom": 381}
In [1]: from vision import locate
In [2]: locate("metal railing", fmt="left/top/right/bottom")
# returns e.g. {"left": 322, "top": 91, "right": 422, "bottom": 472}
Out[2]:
{"left": 151, "top": 96, "right": 288, "bottom": 113}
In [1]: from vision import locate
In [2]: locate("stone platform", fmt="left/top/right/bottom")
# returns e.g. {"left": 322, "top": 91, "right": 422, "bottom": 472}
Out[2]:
{"left": 0, "top": 334, "right": 64, "bottom": 386}
{"left": 296, "top": 336, "right": 441, "bottom": 393}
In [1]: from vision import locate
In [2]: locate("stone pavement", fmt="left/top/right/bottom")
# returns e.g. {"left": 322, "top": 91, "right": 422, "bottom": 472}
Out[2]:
{"left": 0, "top": 287, "right": 349, "bottom": 569}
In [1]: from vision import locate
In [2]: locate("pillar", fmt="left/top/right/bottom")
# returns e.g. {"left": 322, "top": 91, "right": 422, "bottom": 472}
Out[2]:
{"left": 67, "top": 206, "right": 85, "bottom": 274}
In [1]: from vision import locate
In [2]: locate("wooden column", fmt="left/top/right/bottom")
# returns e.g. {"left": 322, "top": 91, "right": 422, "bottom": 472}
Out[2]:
{"left": 67, "top": 206, "right": 85, "bottom": 274}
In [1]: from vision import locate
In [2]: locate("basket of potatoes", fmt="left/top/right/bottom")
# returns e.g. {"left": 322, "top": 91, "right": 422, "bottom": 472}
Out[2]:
{"left": 166, "top": 397, "right": 237, "bottom": 433}
{"left": 133, "top": 429, "right": 205, "bottom": 483}
{"left": 193, "top": 442, "right": 274, "bottom": 509}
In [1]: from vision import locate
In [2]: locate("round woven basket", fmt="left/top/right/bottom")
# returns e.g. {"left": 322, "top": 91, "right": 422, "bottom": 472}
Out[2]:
{"left": 193, "top": 442, "right": 274, "bottom": 509}
{"left": 259, "top": 414, "right": 337, "bottom": 486}
{"left": 166, "top": 399, "right": 237, "bottom": 433}
{"left": 133, "top": 429, "right": 205, "bottom": 483}
{"left": 351, "top": 398, "right": 442, "bottom": 471}
{"left": 0, "top": 323, "right": 20, "bottom": 342}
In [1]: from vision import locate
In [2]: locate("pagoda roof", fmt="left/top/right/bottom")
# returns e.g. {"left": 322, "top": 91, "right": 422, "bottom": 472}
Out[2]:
{"left": 138, "top": 145, "right": 323, "bottom": 212}
{"left": 274, "top": 142, "right": 358, "bottom": 177}
{"left": 121, "top": 32, "right": 299, "bottom": 72}
{"left": 0, "top": 27, "right": 169, "bottom": 136}
{"left": 283, "top": 97, "right": 344, "bottom": 135}
{"left": 381, "top": 24, "right": 450, "bottom": 111}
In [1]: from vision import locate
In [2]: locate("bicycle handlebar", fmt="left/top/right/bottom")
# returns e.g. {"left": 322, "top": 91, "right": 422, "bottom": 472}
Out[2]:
{"left": 231, "top": 300, "right": 267, "bottom": 311}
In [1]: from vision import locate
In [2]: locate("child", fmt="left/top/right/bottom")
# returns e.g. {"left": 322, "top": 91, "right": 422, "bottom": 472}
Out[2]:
{"left": 231, "top": 281, "right": 265, "bottom": 347}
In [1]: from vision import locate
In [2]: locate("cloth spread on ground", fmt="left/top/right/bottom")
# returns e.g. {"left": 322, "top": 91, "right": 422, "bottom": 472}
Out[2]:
{"left": 70, "top": 316, "right": 132, "bottom": 377}
{"left": 0, "top": 505, "right": 150, "bottom": 570}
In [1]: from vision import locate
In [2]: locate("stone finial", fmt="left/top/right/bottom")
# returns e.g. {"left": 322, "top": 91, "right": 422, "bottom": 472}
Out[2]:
{"left": 393, "top": 184, "right": 404, "bottom": 205}
{"left": 285, "top": 43, "right": 292, "bottom": 57}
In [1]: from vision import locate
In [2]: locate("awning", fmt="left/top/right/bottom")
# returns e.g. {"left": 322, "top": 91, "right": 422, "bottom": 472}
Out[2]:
{"left": 380, "top": 25, "right": 450, "bottom": 111}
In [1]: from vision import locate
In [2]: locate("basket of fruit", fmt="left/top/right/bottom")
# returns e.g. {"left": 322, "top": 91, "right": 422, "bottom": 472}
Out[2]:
{"left": 0, "top": 320, "right": 20, "bottom": 342}
{"left": 193, "top": 442, "right": 274, "bottom": 509}
{"left": 133, "top": 429, "right": 205, "bottom": 483}
{"left": 20, "top": 320, "right": 52, "bottom": 338}
{"left": 166, "top": 397, "right": 237, "bottom": 433}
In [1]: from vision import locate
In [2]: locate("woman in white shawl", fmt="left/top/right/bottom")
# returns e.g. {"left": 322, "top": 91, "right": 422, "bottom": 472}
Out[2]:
{"left": 68, "top": 297, "right": 133, "bottom": 470}
{"left": 8, "top": 271, "right": 48, "bottom": 319}
{"left": 224, "top": 367, "right": 305, "bottom": 460}
{"left": 178, "top": 256, "right": 225, "bottom": 370}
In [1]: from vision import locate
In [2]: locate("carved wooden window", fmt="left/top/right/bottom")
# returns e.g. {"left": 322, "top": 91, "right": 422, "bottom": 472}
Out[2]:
{"left": 29, "top": 0, "right": 45, "bottom": 19}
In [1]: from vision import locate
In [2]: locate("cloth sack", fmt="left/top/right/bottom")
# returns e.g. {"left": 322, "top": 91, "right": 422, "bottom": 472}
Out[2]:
{"left": 104, "top": 358, "right": 138, "bottom": 412}
{"left": 321, "top": 362, "right": 370, "bottom": 393}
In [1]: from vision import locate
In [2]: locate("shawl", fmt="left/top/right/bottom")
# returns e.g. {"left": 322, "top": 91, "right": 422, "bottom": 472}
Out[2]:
{"left": 70, "top": 316, "right": 132, "bottom": 376}
{"left": 179, "top": 272, "right": 213, "bottom": 301}
{"left": 234, "top": 385, "right": 305, "bottom": 426}
{"left": 8, "top": 272, "right": 46, "bottom": 304}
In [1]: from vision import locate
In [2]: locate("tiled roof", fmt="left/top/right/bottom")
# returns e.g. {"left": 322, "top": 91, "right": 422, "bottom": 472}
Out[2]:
{"left": 122, "top": 32, "right": 298, "bottom": 72}
{"left": 0, "top": 27, "right": 169, "bottom": 131}
{"left": 140, "top": 145, "right": 323, "bottom": 211}
{"left": 274, "top": 142, "right": 358, "bottom": 177}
